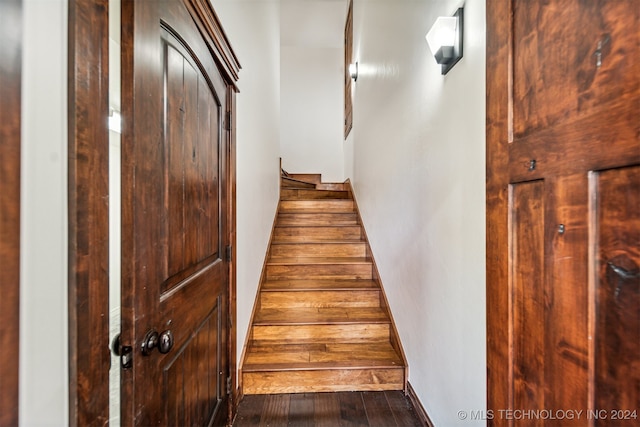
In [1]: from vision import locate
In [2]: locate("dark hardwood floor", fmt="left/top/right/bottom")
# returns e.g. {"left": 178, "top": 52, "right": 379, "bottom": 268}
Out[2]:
{"left": 233, "top": 391, "right": 423, "bottom": 426}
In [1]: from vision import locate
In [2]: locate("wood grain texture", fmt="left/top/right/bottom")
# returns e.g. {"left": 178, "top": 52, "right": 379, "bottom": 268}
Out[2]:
{"left": 120, "top": 0, "right": 239, "bottom": 424}
{"left": 344, "top": 0, "right": 353, "bottom": 138}
{"left": 277, "top": 213, "right": 359, "bottom": 226}
{"left": 67, "top": 0, "right": 110, "bottom": 425}
{"left": 487, "top": 1, "right": 639, "bottom": 425}
{"left": 281, "top": 189, "right": 350, "bottom": 200}
{"left": 252, "top": 324, "right": 390, "bottom": 344}
{"left": 242, "top": 175, "right": 406, "bottom": 396}
{"left": 260, "top": 289, "right": 380, "bottom": 308}
{"left": 274, "top": 225, "right": 363, "bottom": 242}
{"left": 233, "top": 391, "right": 422, "bottom": 427}
{"left": 0, "top": 1, "right": 21, "bottom": 425}
{"left": 511, "top": 181, "right": 545, "bottom": 422}
{"left": 280, "top": 199, "right": 355, "bottom": 213}
{"left": 485, "top": 0, "right": 512, "bottom": 420}
{"left": 243, "top": 369, "right": 404, "bottom": 395}
{"left": 593, "top": 166, "right": 639, "bottom": 427}
{"left": 270, "top": 242, "right": 367, "bottom": 258}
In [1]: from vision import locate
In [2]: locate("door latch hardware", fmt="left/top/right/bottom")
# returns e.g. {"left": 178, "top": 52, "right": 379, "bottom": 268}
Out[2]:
{"left": 111, "top": 333, "right": 133, "bottom": 369}
{"left": 226, "top": 245, "right": 233, "bottom": 262}
{"left": 558, "top": 224, "right": 565, "bottom": 235}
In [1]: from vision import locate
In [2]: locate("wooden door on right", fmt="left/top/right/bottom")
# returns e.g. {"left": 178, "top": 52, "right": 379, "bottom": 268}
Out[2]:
{"left": 487, "top": 1, "right": 639, "bottom": 426}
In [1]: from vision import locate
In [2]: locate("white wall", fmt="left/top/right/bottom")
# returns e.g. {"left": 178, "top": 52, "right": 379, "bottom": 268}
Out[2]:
{"left": 349, "top": 1, "right": 487, "bottom": 425}
{"left": 279, "top": 0, "right": 346, "bottom": 182}
{"left": 20, "top": 0, "right": 69, "bottom": 425}
{"left": 210, "top": 0, "right": 282, "bottom": 368}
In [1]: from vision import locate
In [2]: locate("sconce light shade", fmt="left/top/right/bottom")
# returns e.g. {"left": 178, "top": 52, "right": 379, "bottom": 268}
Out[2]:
{"left": 425, "top": 8, "right": 463, "bottom": 74}
{"left": 349, "top": 62, "right": 358, "bottom": 81}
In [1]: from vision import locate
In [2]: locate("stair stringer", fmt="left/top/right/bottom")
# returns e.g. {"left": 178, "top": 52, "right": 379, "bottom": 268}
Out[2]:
{"left": 236, "top": 201, "right": 281, "bottom": 401}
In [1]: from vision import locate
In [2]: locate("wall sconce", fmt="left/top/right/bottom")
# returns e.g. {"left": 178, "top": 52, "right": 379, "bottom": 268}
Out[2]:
{"left": 349, "top": 62, "right": 358, "bottom": 81}
{"left": 425, "top": 7, "right": 463, "bottom": 75}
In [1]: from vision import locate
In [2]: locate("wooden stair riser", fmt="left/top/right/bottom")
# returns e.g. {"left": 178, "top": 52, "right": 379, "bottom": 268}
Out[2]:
{"left": 281, "top": 189, "right": 350, "bottom": 200}
{"left": 280, "top": 200, "right": 355, "bottom": 214}
{"left": 260, "top": 290, "right": 381, "bottom": 309}
{"left": 273, "top": 226, "right": 362, "bottom": 242}
{"left": 262, "top": 279, "right": 378, "bottom": 291}
{"left": 286, "top": 173, "right": 321, "bottom": 184}
{"left": 315, "top": 183, "right": 348, "bottom": 191}
{"left": 270, "top": 242, "right": 367, "bottom": 258}
{"left": 242, "top": 368, "right": 404, "bottom": 394}
{"left": 252, "top": 324, "right": 391, "bottom": 344}
{"left": 244, "top": 343, "right": 401, "bottom": 366}
{"left": 281, "top": 178, "right": 316, "bottom": 189}
{"left": 266, "top": 263, "right": 372, "bottom": 280}
{"left": 277, "top": 213, "right": 358, "bottom": 226}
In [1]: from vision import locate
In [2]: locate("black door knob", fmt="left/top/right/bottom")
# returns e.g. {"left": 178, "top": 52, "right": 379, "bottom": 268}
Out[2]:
{"left": 141, "top": 329, "right": 159, "bottom": 356}
{"left": 158, "top": 330, "right": 174, "bottom": 354}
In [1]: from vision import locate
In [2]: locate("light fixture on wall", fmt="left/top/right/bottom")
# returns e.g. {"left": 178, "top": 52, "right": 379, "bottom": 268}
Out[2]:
{"left": 349, "top": 62, "right": 358, "bottom": 81}
{"left": 425, "top": 7, "right": 463, "bottom": 75}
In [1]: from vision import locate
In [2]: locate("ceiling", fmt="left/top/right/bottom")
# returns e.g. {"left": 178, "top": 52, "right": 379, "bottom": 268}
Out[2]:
{"left": 280, "top": 0, "right": 349, "bottom": 48}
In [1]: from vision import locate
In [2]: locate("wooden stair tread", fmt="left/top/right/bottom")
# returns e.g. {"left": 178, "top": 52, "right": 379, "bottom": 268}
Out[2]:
{"left": 262, "top": 279, "right": 379, "bottom": 291}
{"left": 244, "top": 342, "right": 402, "bottom": 371}
{"left": 267, "top": 256, "right": 371, "bottom": 265}
{"left": 254, "top": 307, "right": 390, "bottom": 325}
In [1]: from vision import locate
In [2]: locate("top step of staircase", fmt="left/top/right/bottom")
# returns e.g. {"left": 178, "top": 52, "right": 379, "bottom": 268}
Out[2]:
{"left": 281, "top": 170, "right": 350, "bottom": 191}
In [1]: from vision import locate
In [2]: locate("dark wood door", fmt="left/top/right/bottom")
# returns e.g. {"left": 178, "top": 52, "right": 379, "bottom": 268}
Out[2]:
{"left": 121, "top": 0, "right": 232, "bottom": 424}
{"left": 487, "top": 1, "right": 639, "bottom": 426}
{"left": 0, "top": 1, "right": 21, "bottom": 425}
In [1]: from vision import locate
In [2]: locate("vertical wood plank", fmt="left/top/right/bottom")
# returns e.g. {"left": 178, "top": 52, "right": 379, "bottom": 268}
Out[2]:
{"left": 362, "top": 391, "right": 396, "bottom": 427}
{"left": 384, "top": 391, "right": 421, "bottom": 427}
{"left": 166, "top": 44, "right": 186, "bottom": 278}
{"left": 234, "top": 394, "right": 266, "bottom": 426}
{"left": 544, "top": 175, "right": 589, "bottom": 420}
{"left": 0, "top": 0, "right": 21, "bottom": 425}
{"left": 485, "top": 0, "right": 513, "bottom": 423}
{"left": 67, "top": 0, "right": 110, "bottom": 425}
{"left": 260, "top": 394, "right": 290, "bottom": 427}
{"left": 288, "top": 393, "right": 315, "bottom": 427}
{"left": 183, "top": 59, "right": 199, "bottom": 268}
{"left": 314, "top": 392, "right": 342, "bottom": 427}
{"left": 594, "top": 166, "right": 640, "bottom": 427}
{"left": 511, "top": 181, "right": 545, "bottom": 423}
{"left": 165, "top": 356, "right": 185, "bottom": 427}
{"left": 343, "top": 0, "right": 353, "bottom": 138}
{"left": 337, "top": 392, "right": 369, "bottom": 427}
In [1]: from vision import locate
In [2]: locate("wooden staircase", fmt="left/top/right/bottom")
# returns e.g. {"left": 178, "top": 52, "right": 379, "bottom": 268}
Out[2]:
{"left": 240, "top": 172, "right": 408, "bottom": 395}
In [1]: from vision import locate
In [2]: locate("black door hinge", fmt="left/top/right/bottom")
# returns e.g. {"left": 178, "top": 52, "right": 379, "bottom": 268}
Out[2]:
{"left": 226, "top": 375, "right": 232, "bottom": 395}
{"left": 225, "top": 111, "right": 232, "bottom": 131}
{"left": 225, "top": 245, "right": 233, "bottom": 262}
